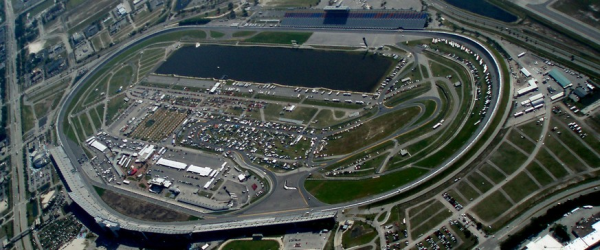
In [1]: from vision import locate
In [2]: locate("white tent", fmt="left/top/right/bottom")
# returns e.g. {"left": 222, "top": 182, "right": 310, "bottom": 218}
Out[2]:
{"left": 156, "top": 158, "right": 187, "bottom": 170}
{"left": 187, "top": 165, "right": 212, "bottom": 176}
{"left": 90, "top": 141, "right": 108, "bottom": 152}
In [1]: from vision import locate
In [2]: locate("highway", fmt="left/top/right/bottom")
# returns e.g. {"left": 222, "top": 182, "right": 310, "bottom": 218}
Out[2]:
{"left": 52, "top": 25, "right": 506, "bottom": 235}
{"left": 4, "top": 0, "right": 33, "bottom": 249}
{"left": 429, "top": 0, "right": 600, "bottom": 75}
{"left": 526, "top": 0, "right": 600, "bottom": 45}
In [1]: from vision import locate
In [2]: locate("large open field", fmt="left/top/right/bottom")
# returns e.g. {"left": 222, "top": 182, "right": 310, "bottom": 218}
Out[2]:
{"left": 324, "top": 106, "right": 421, "bottom": 155}
{"left": 99, "top": 189, "right": 194, "bottom": 222}
{"left": 305, "top": 167, "right": 429, "bottom": 204}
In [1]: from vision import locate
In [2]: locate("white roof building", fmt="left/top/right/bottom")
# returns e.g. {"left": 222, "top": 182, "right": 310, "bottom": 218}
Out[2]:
{"left": 521, "top": 68, "right": 532, "bottom": 77}
{"left": 187, "top": 165, "right": 213, "bottom": 176}
{"left": 90, "top": 141, "right": 108, "bottom": 152}
{"left": 137, "top": 145, "right": 155, "bottom": 162}
{"left": 156, "top": 158, "right": 187, "bottom": 170}
{"left": 526, "top": 234, "right": 563, "bottom": 250}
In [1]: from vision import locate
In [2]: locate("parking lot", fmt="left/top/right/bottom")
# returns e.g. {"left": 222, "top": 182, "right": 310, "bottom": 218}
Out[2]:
{"left": 282, "top": 230, "right": 331, "bottom": 250}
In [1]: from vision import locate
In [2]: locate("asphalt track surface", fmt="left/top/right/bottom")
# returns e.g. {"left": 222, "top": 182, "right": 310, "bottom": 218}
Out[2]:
{"left": 55, "top": 26, "right": 503, "bottom": 228}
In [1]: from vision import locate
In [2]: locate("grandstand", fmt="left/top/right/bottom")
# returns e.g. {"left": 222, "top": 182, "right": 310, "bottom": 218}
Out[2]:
{"left": 280, "top": 7, "right": 427, "bottom": 30}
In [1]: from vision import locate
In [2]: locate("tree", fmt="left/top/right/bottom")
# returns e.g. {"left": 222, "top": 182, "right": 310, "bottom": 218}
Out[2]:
{"left": 254, "top": 0, "right": 259, "bottom": 6}
{"left": 551, "top": 224, "right": 571, "bottom": 244}
{"left": 229, "top": 10, "right": 236, "bottom": 19}
{"left": 217, "top": 7, "right": 221, "bottom": 14}
{"left": 242, "top": 9, "right": 248, "bottom": 17}
{"left": 228, "top": 2, "right": 234, "bottom": 10}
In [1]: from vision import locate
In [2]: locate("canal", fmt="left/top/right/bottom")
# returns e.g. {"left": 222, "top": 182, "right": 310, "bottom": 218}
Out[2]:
{"left": 155, "top": 45, "right": 395, "bottom": 92}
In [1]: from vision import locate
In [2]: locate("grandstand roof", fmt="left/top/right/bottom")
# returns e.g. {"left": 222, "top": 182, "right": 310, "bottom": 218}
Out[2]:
{"left": 281, "top": 9, "right": 427, "bottom": 30}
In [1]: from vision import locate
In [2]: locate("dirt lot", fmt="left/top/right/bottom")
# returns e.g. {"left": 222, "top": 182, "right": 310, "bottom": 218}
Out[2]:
{"left": 100, "top": 189, "right": 192, "bottom": 222}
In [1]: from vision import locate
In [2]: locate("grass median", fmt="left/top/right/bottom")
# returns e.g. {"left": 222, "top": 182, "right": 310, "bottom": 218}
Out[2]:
{"left": 305, "top": 167, "right": 429, "bottom": 204}
{"left": 324, "top": 106, "right": 421, "bottom": 155}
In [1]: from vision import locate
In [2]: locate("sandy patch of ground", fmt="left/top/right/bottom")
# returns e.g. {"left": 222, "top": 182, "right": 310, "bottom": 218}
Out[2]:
{"left": 28, "top": 41, "right": 45, "bottom": 54}
{"left": 61, "top": 238, "right": 86, "bottom": 250}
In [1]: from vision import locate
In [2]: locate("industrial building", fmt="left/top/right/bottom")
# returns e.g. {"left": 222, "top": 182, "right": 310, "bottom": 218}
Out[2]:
{"left": 280, "top": 7, "right": 428, "bottom": 30}
{"left": 549, "top": 69, "right": 573, "bottom": 89}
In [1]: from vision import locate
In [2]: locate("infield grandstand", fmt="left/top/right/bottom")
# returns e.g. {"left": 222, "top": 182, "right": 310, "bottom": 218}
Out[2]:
{"left": 280, "top": 7, "right": 427, "bottom": 29}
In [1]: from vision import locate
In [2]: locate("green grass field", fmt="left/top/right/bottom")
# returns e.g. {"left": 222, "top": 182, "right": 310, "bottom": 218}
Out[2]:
{"left": 312, "top": 109, "right": 344, "bottom": 128}
{"left": 280, "top": 106, "right": 318, "bottom": 122}
{"left": 471, "top": 191, "right": 513, "bottom": 222}
{"left": 221, "top": 239, "right": 280, "bottom": 250}
{"left": 408, "top": 200, "right": 445, "bottom": 226}
{"left": 232, "top": 31, "right": 257, "bottom": 37}
{"left": 254, "top": 94, "right": 300, "bottom": 103}
{"left": 325, "top": 106, "right": 421, "bottom": 155}
{"left": 518, "top": 121, "right": 543, "bottom": 140}
{"left": 385, "top": 82, "right": 432, "bottom": 107}
{"left": 535, "top": 149, "right": 570, "bottom": 179}
{"left": 303, "top": 99, "right": 363, "bottom": 109}
{"left": 342, "top": 221, "right": 378, "bottom": 248}
{"left": 89, "top": 107, "right": 103, "bottom": 131}
{"left": 96, "top": 105, "right": 105, "bottom": 125}
{"left": 244, "top": 32, "right": 312, "bottom": 45}
{"left": 66, "top": 0, "right": 86, "bottom": 9}
{"left": 467, "top": 172, "right": 494, "bottom": 194}
{"left": 479, "top": 163, "right": 506, "bottom": 184}
{"left": 550, "top": 121, "right": 600, "bottom": 165}
{"left": 78, "top": 114, "right": 95, "bottom": 137}
{"left": 28, "top": 0, "right": 54, "bottom": 17}
{"left": 105, "top": 94, "right": 129, "bottom": 122}
{"left": 262, "top": 104, "right": 284, "bottom": 122}
{"left": 487, "top": 142, "right": 528, "bottom": 175}
{"left": 83, "top": 73, "right": 111, "bottom": 107}
{"left": 410, "top": 209, "right": 453, "bottom": 240}
{"left": 210, "top": 30, "right": 225, "bottom": 38}
{"left": 413, "top": 99, "right": 437, "bottom": 125}
{"left": 109, "top": 66, "right": 133, "bottom": 97}
{"left": 544, "top": 135, "right": 587, "bottom": 172}
{"left": 507, "top": 129, "right": 536, "bottom": 153}
{"left": 501, "top": 172, "right": 539, "bottom": 203}
{"left": 22, "top": 104, "right": 36, "bottom": 133}
{"left": 305, "top": 167, "right": 428, "bottom": 204}
{"left": 455, "top": 180, "right": 480, "bottom": 203}
{"left": 526, "top": 161, "right": 554, "bottom": 186}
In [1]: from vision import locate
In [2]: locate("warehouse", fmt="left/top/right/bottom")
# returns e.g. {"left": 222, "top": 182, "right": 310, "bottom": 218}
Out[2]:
{"left": 549, "top": 69, "right": 572, "bottom": 88}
